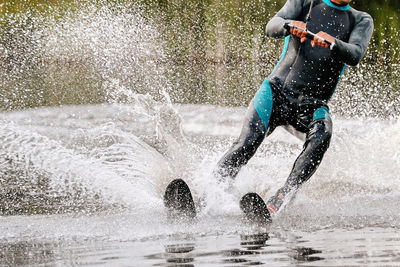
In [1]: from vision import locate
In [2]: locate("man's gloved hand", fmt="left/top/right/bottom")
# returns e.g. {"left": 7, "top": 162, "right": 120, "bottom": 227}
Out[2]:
{"left": 288, "top": 20, "right": 336, "bottom": 50}
{"left": 312, "top": 31, "right": 336, "bottom": 49}
{"left": 289, "top": 20, "right": 308, "bottom": 43}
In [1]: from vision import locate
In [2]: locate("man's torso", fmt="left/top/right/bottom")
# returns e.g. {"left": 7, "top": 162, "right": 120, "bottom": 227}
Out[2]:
{"left": 271, "top": 0, "right": 355, "bottom": 102}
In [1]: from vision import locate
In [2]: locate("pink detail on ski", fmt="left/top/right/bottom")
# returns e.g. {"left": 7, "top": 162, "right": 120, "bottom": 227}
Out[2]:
{"left": 267, "top": 204, "right": 277, "bottom": 214}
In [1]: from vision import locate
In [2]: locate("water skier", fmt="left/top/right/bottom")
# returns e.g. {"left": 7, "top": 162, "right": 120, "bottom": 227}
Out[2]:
{"left": 215, "top": 0, "right": 374, "bottom": 218}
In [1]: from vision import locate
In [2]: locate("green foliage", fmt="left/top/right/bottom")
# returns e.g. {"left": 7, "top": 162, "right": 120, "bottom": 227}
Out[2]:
{"left": 0, "top": 0, "right": 399, "bottom": 115}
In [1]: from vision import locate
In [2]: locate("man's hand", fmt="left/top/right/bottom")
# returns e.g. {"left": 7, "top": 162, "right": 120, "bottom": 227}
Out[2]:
{"left": 312, "top": 31, "right": 335, "bottom": 49}
{"left": 289, "top": 20, "right": 308, "bottom": 43}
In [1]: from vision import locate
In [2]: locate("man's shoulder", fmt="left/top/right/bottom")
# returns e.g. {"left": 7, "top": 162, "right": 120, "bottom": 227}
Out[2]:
{"left": 349, "top": 7, "right": 374, "bottom": 26}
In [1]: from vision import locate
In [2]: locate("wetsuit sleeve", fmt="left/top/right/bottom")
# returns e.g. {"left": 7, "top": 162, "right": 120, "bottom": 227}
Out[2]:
{"left": 266, "top": 0, "right": 309, "bottom": 38}
{"left": 334, "top": 12, "right": 374, "bottom": 66}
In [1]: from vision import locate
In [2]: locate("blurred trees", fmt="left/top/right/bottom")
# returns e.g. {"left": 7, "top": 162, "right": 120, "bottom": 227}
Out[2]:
{"left": 0, "top": 0, "right": 399, "bottom": 115}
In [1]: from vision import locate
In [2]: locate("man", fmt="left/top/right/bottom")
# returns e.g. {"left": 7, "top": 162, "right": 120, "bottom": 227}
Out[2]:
{"left": 214, "top": 0, "right": 374, "bottom": 217}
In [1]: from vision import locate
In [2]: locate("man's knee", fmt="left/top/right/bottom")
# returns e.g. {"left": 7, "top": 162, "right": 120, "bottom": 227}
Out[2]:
{"left": 237, "top": 105, "right": 267, "bottom": 156}
{"left": 231, "top": 125, "right": 264, "bottom": 163}
{"left": 306, "top": 118, "right": 332, "bottom": 152}
{"left": 216, "top": 106, "right": 266, "bottom": 178}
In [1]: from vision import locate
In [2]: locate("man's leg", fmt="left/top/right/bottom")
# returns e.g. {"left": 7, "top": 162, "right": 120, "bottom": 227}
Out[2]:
{"left": 215, "top": 80, "right": 274, "bottom": 180}
{"left": 266, "top": 108, "right": 333, "bottom": 214}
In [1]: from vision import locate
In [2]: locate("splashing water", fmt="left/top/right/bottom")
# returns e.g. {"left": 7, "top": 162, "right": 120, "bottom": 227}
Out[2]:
{"left": 0, "top": 1, "right": 400, "bottom": 265}
{"left": 0, "top": 1, "right": 170, "bottom": 109}
{"left": 2, "top": 103, "right": 398, "bottom": 228}
{"left": 1, "top": 1, "right": 399, "bottom": 114}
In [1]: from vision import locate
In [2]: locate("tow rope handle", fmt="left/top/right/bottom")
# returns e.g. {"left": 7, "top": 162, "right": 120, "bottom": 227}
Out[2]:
{"left": 284, "top": 22, "right": 336, "bottom": 51}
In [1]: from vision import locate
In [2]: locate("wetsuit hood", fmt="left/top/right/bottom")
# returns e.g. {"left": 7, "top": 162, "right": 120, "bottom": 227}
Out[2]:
{"left": 323, "top": 0, "right": 351, "bottom": 10}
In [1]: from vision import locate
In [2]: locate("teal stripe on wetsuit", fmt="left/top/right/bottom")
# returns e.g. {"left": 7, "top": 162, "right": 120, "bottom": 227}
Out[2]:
{"left": 313, "top": 106, "right": 331, "bottom": 121}
{"left": 254, "top": 80, "right": 273, "bottom": 131}
{"left": 323, "top": 0, "right": 350, "bottom": 11}
{"left": 329, "top": 65, "right": 348, "bottom": 100}
{"left": 270, "top": 35, "right": 291, "bottom": 77}
{"left": 253, "top": 36, "right": 290, "bottom": 131}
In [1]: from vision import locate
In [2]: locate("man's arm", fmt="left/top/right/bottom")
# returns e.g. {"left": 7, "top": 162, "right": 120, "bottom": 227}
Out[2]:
{"left": 266, "top": 0, "right": 310, "bottom": 38}
{"left": 334, "top": 12, "right": 374, "bottom": 66}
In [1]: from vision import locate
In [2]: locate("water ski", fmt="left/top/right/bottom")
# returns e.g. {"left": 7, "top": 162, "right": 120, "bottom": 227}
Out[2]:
{"left": 163, "top": 179, "right": 196, "bottom": 219}
{"left": 240, "top": 193, "right": 272, "bottom": 225}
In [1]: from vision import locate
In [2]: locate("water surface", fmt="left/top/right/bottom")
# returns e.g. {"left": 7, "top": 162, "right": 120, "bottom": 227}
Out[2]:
{"left": 1, "top": 103, "right": 399, "bottom": 265}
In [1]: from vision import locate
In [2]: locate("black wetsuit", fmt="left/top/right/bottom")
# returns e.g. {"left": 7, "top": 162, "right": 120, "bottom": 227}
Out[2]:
{"left": 215, "top": 0, "right": 373, "bottom": 215}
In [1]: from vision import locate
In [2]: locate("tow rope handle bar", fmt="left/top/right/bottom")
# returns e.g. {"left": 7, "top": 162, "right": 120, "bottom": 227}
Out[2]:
{"left": 284, "top": 22, "right": 336, "bottom": 50}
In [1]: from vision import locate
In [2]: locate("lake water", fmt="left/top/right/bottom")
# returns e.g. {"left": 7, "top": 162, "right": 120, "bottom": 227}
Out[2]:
{"left": 1, "top": 102, "right": 399, "bottom": 266}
